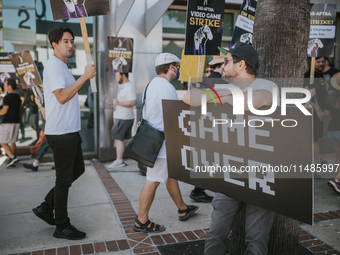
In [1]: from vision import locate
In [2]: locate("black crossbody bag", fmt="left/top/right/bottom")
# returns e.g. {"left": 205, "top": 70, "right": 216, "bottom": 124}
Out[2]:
{"left": 126, "top": 83, "right": 165, "bottom": 167}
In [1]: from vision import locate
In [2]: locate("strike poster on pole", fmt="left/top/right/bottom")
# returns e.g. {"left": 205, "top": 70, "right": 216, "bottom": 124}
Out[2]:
{"left": 0, "top": 53, "right": 16, "bottom": 84}
{"left": 106, "top": 37, "right": 134, "bottom": 73}
{"left": 163, "top": 100, "right": 313, "bottom": 224}
{"left": 231, "top": 0, "right": 257, "bottom": 45}
{"left": 184, "top": 0, "right": 225, "bottom": 55}
{"left": 8, "top": 51, "right": 44, "bottom": 103}
{"left": 308, "top": 3, "right": 337, "bottom": 57}
{"left": 49, "top": 0, "right": 111, "bottom": 93}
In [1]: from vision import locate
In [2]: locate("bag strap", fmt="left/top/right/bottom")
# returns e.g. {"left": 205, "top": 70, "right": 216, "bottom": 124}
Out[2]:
{"left": 139, "top": 83, "right": 150, "bottom": 122}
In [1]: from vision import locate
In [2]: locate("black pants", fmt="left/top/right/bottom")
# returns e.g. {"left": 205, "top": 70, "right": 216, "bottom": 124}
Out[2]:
{"left": 44, "top": 132, "right": 85, "bottom": 230}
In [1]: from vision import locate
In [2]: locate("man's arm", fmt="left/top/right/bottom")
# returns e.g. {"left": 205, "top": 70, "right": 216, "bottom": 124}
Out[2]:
{"left": 35, "top": 97, "right": 45, "bottom": 119}
{"left": 0, "top": 105, "right": 9, "bottom": 115}
{"left": 218, "top": 90, "right": 273, "bottom": 110}
{"left": 53, "top": 64, "right": 96, "bottom": 105}
{"left": 113, "top": 99, "right": 136, "bottom": 107}
{"left": 313, "top": 97, "right": 325, "bottom": 121}
{"left": 183, "top": 88, "right": 273, "bottom": 110}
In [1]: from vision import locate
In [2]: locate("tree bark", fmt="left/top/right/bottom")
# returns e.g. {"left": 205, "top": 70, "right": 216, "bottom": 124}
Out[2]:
{"left": 229, "top": 0, "right": 310, "bottom": 254}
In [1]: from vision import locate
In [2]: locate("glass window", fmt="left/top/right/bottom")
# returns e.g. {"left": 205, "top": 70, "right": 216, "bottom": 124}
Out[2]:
{"left": 163, "top": 10, "right": 186, "bottom": 34}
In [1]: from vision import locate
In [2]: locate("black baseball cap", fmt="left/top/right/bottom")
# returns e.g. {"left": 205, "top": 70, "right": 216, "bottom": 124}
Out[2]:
{"left": 218, "top": 42, "right": 259, "bottom": 69}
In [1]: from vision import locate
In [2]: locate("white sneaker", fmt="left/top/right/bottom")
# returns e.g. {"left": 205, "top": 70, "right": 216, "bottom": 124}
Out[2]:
{"left": 107, "top": 160, "right": 127, "bottom": 169}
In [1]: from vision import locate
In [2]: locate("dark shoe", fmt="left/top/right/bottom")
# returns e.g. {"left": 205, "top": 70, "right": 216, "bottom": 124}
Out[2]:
{"left": 53, "top": 225, "right": 86, "bottom": 240}
{"left": 190, "top": 190, "right": 214, "bottom": 203}
{"left": 32, "top": 204, "right": 55, "bottom": 225}
{"left": 23, "top": 163, "right": 38, "bottom": 172}
{"left": 6, "top": 156, "right": 19, "bottom": 167}
{"left": 178, "top": 205, "right": 199, "bottom": 221}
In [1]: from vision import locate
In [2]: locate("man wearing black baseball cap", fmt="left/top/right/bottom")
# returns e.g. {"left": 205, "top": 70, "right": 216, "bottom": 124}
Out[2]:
{"left": 183, "top": 42, "right": 279, "bottom": 254}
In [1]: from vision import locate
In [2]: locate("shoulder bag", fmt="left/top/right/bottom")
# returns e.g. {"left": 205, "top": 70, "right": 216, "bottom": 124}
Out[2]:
{"left": 126, "top": 83, "right": 165, "bottom": 167}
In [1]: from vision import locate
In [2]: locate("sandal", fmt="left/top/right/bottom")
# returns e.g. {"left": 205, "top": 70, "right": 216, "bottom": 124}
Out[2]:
{"left": 178, "top": 205, "right": 199, "bottom": 221}
{"left": 133, "top": 217, "right": 166, "bottom": 233}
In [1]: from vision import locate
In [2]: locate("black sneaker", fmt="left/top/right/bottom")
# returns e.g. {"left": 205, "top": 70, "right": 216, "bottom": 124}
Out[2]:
{"left": 190, "top": 190, "right": 214, "bottom": 203}
{"left": 32, "top": 204, "right": 55, "bottom": 225}
{"left": 53, "top": 225, "right": 86, "bottom": 240}
{"left": 6, "top": 156, "right": 19, "bottom": 167}
{"left": 23, "top": 163, "right": 38, "bottom": 172}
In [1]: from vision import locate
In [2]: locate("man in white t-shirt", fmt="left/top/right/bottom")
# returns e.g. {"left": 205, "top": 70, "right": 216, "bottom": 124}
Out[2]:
{"left": 134, "top": 53, "right": 198, "bottom": 233}
{"left": 183, "top": 42, "right": 277, "bottom": 255}
{"left": 108, "top": 73, "right": 136, "bottom": 169}
{"left": 32, "top": 27, "right": 96, "bottom": 240}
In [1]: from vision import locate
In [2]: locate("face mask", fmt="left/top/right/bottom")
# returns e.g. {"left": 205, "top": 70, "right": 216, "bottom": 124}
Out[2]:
{"left": 171, "top": 66, "right": 180, "bottom": 80}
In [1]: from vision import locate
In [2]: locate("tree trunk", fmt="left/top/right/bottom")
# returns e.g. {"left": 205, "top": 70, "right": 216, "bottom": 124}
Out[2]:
{"left": 229, "top": 0, "right": 310, "bottom": 254}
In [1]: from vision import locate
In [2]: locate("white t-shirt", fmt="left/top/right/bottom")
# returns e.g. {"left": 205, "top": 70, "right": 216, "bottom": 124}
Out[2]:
{"left": 242, "top": 78, "right": 280, "bottom": 105}
{"left": 143, "top": 77, "right": 178, "bottom": 159}
{"left": 43, "top": 56, "right": 81, "bottom": 135}
{"left": 113, "top": 81, "right": 136, "bottom": 120}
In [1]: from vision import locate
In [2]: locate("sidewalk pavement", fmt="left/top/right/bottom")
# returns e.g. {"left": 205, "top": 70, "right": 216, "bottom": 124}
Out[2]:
{"left": 0, "top": 156, "right": 340, "bottom": 255}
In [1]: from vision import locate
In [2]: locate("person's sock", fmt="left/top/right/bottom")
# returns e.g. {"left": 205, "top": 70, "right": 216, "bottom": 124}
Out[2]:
{"left": 334, "top": 179, "right": 340, "bottom": 183}
{"left": 116, "top": 159, "right": 123, "bottom": 164}
{"left": 32, "top": 161, "right": 39, "bottom": 167}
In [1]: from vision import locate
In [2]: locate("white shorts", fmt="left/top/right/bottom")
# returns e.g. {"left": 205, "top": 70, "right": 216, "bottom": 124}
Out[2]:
{"left": 0, "top": 123, "right": 20, "bottom": 143}
{"left": 146, "top": 158, "right": 168, "bottom": 183}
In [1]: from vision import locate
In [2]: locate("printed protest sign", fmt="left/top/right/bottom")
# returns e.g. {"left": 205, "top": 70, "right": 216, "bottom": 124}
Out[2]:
{"left": 8, "top": 51, "right": 42, "bottom": 89}
{"left": 50, "top": 0, "right": 110, "bottom": 20}
{"left": 231, "top": 0, "right": 257, "bottom": 45}
{"left": 163, "top": 100, "right": 313, "bottom": 224}
{"left": 184, "top": 0, "right": 225, "bottom": 55}
{"left": 0, "top": 53, "right": 16, "bottom": 84}
{"left": 308, "top": 4, "right": 336, "bottom": 57}
{"left": 9, "top": 51, "right": 44, "bottom": 103}
{"left": 106, "top": 37, "right": 133, "bottom": 73}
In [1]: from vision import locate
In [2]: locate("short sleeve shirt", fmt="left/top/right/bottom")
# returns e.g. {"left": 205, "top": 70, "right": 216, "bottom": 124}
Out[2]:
{"left": 244, "top": 79, "right": 281, "bottom": 106}
{"left": 143, "top": 77, "right": 178, "bottom": 158}
{"left": 113, "top": 81, "right": 136, "bottom": 120}
{"left": 2, "top": 93, "right": 21, "bottom": 123}
{"left": 43, "top": 56, "right": 81, "bottom": 135}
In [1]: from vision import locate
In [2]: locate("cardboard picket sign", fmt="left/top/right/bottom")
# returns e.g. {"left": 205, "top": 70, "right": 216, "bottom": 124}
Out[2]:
{"left": 308, "top": 3, "right": 337, "bottom": 57}
{"left": 50, "top": 0, "right": 111, "bottom": 93}
{"left": 163, "top": 100, "right": 314, "bottom": 225}
{"left": 106, "top": 37, "right": 133, "bottom": 73}
{"left": 184, "top": 0, "right": 225, "bottom": 55}
{"left": 8, "top": 51, "right": 44, "bottom": 103}
{"left": 231, "top": 0, "right": 257, "bottom": 45}
{"left": 0, "top": 53, "right": 16, "bottom": 84}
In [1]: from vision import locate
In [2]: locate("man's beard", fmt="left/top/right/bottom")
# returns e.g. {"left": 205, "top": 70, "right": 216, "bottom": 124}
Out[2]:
{"left": 315, "top": 67, "right": 324, "bottom": 73}
{"left": 222, "top": 70, "right": 236, "bottom": 83}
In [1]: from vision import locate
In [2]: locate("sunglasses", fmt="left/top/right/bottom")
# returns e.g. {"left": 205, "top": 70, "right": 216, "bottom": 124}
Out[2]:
{"left": 172, "top": 65, "right": 180, "bottom": 70}
{"left": 224, "top": 57, "right": 237, "bottom": 65}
